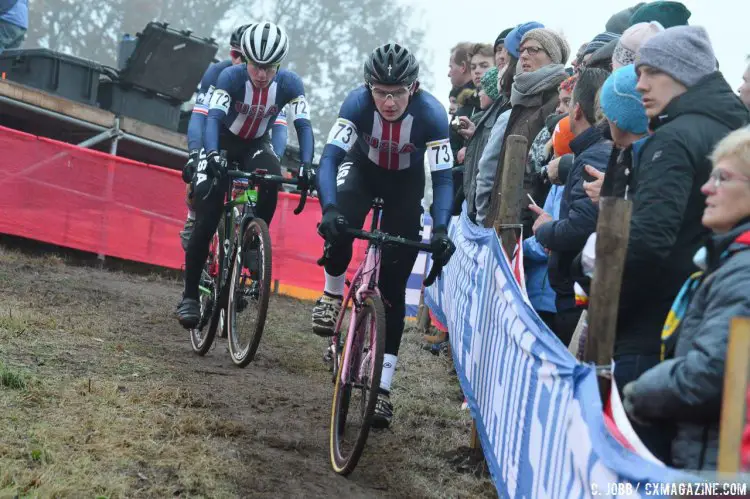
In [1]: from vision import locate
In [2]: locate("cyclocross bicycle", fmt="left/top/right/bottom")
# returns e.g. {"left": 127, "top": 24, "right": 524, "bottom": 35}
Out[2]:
{"left": 318, "top": 197, "right": 445, "bottom": 475}
{"left": 190, "top": 160, "right": 313, "bottom": 367}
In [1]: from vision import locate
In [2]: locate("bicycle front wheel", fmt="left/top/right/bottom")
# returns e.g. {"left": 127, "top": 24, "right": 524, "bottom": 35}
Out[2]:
{"left": 329, "top": 295, "right": 386, "bottom": 476}
{"left": 227, "top": 217, "right": 272, "bottom": 367}
{"left": 190, "top": 232, "right": 221, "bottom": 355}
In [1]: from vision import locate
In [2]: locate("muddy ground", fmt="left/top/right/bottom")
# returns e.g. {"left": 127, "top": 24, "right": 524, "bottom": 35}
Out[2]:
{"left": 0, "top": 243, "right": 495, "bottom": 498}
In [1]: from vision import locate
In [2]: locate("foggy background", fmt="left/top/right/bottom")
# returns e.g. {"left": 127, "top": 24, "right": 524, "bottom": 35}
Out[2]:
{"left": 25, "top": 0, "right": 749, "bottom": 158}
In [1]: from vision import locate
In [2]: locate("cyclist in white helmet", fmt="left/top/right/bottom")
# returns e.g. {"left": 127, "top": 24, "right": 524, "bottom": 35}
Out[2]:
{"left": 179, "top": 23, "right": 290, "bottom": 251}
{"left": 177, "top": 21, "right": 315, "bottom": 328}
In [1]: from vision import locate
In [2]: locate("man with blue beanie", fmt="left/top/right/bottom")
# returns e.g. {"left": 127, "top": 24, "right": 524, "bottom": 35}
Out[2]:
{"left": 583, "top": 64, "right": 649, "bottom": 201}
{"left": 0, "top": 0, "right": 27, "bottom": 52}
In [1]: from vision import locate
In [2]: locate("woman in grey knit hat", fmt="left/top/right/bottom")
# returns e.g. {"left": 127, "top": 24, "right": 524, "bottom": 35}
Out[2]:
{"left": 479, "top": 28, "right": 570, "bottom": 231}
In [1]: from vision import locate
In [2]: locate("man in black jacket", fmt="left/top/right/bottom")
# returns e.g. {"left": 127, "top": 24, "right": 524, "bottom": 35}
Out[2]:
{"left": 613, "top": 27, "right": 750, "bottom": 390}
{"left": 532, "top": 68, "right": 611, "bottom": 345}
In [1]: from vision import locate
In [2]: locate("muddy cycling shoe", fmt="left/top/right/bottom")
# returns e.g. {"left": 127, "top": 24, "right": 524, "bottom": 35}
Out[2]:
{"left": 311, "top": 292, "right": 342, "bottom": 337}
{"left": 179, "top": 217, "right": 195, "bottom": 252}
{"left": 177, "top": 297, "right": 201, "bottom": 329}
{"left": 372, "top": 390, "right": 393, "bottom": 429}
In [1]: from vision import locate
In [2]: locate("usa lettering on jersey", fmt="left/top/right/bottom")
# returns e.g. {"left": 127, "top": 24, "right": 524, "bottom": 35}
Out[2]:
{"left": 426, "top": 138, "right": 453, "bottom": 172}
{"left": 327, "top": 118, "right": 358, "bottom": 152}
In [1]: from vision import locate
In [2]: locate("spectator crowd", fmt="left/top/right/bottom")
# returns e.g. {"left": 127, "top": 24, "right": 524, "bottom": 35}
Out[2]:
{"left": 437, "top": 0, "right": 750, "bottom": 472}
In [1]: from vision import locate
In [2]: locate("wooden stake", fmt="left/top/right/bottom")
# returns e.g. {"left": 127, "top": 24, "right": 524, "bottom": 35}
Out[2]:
{"left": 492, "top": 135, "right": 529, "bottom": 257}
{"left": 583, "top": 196, "right": 632, "bottom": 401}
{"left": 717, "top": 317, "right": 750, "bottom": 474}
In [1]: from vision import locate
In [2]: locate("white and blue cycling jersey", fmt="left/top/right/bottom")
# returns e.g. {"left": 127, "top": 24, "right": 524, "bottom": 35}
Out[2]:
{"left": 318, "top": 85, "right": 454, "bottom": 228}
{"left": 204, "top": 65, "right": 314, "bottom": 164}
{"left": 187, "top": 60, "right": 288, "bottom": 157}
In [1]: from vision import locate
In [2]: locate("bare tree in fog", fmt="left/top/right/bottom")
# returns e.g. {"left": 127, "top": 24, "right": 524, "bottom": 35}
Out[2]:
{"left": 26, "top": 0, "right": 233, "bottom": 67}
{"left": 27, "top": 0, "right": 429, "bottom": 152}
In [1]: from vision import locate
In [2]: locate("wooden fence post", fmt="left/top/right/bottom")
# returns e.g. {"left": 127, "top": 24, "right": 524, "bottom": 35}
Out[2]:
{"left": 493, "top": 135, "right": 529, "bottom": 257}
{"left": 718, "top": 317, "right": 750, "bottom": 474}
{"left": 583, "top": 196, "right": 632, "bottom": 402}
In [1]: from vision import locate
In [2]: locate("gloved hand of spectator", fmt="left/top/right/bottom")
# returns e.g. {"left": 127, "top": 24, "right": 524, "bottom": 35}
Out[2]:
{"left": 622, "top": 382, "right": 651, "bottom": 427}
{"left": 431, "top": 226, "right": 456, "bottom": 267}
{"left": 318, "top": 205, "right": 348, "bottom": 244}
{"left": 182, "top": 149, "right": 201, "bottom": 184}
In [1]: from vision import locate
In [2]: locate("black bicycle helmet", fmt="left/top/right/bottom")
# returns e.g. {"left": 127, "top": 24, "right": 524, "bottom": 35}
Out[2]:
{"left": 364, "top": 43, "right": 419, "bottom": 87}
{"left": 230, "top": 24, "right": 252, "bottom": 50}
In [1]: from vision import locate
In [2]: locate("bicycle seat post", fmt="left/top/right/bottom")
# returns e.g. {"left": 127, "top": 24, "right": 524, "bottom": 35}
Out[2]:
{"left": 370, "top": 197, "right": 384, "bottom": 233}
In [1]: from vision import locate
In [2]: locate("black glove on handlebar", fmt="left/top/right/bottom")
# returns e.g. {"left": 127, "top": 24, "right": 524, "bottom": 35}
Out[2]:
{"left": 182, "top": 149, "right": 200, "bottom": 184}
{"left": 431, "top": 225, "right": 456, "bottom": 267}
{"left": 318, "top": 205, "right": 348, "bottom": 244}
{"left": 298, "top": 162, "right": 312, "bottom": 188}
{"left": 205, "top": 151, "right": 227, "bottom": 180}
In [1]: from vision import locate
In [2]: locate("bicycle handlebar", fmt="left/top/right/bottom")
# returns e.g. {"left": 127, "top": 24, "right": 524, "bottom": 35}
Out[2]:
{"left": 212, "top": 164, "right": 314, "bottom": 215}
{"left": 316, "top": 226, "right": 446, "bottom": 287}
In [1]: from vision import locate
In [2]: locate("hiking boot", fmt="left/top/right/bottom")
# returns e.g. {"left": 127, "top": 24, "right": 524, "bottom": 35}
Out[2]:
{"left": 180, "top": 218, "right": 195, "bottom": 252}
{"left": 312, "top": 292, "right": 342, "bottom": 337}
{"left": 372, "top": 391, "right": 393, "bottom": 429}
{"left": 176, "top": 297, "right": 200, "bottom": 329}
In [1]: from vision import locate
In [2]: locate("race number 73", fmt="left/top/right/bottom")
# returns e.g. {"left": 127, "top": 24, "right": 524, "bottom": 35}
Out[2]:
{"left": 327, "top": 118, "right": 358, "bottom": 152}
{"left": 427, "top": 139, "right": 453, "bottom": 171}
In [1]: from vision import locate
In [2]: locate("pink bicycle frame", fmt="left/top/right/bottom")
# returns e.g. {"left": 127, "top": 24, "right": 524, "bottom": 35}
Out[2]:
{"left": 334, "top": 241, "right": 382, "bottom": 385}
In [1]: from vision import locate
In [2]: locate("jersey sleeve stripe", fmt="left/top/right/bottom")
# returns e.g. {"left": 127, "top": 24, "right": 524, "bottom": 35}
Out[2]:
{"left": 426, "top": 138, "right": 449, "bottom": 148}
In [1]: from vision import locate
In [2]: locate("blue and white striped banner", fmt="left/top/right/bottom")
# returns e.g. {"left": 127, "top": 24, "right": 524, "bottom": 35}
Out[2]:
{"left": 425, "top": 211, "right": 692, "bottom": 498}
{"left": 405, "top": 210, "right": 432, "bottom": 319}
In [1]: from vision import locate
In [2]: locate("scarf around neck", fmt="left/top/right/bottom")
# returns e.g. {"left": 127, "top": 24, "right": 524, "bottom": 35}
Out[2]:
{"left": 510, "top": 64, "right": 567, "bottom": 107}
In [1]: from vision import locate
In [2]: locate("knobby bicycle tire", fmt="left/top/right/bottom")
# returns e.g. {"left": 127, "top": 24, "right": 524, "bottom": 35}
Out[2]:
{"left": 227, "top": 218, "right": 273, "bottom": 367}
{"left": 190, "top": 233, "right": 221, "bottom": 355}
{"left": 329, "top": 295, "right": 386, "bottom": 476}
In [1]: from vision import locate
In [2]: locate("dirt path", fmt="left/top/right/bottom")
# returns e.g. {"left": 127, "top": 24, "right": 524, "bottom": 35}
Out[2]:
{"left": 0, "top": 245, "right": 495, "bottom": 498}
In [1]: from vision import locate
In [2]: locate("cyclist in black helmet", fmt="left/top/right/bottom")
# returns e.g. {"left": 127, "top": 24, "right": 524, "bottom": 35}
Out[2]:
{"left": 179, "top": 23, "right": 289, "bottom": 251}
{"left": 313, "top": 43, "right": 456, "bottom": 428}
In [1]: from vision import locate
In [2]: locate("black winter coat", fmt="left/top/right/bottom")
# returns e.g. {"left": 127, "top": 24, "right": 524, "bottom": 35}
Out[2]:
{"left": 615, "top": 72, "right": 750, "bottom": 356}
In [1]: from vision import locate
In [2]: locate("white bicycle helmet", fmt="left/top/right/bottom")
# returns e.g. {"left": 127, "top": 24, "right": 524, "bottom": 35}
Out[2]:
{"left": 241, "top": 22, "right": 289, "bottom": 65}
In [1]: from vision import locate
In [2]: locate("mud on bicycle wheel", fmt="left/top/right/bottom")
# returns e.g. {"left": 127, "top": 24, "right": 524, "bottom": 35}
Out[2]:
{"left": 190, "top": 232, "right": 221, "bottom": 355}
{"left": 227, "top": 218, "right": 272, "bottom": 367}
{"left": 329, "top": 295, "right": 386, "bottom": 476}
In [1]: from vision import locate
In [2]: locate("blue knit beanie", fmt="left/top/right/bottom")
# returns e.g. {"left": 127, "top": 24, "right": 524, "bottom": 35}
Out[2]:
{"left": 504, "top": 22, "right": 545, "bottom": 59}
{"left": 599, "top": 64, "right": 649, "bottom": 134}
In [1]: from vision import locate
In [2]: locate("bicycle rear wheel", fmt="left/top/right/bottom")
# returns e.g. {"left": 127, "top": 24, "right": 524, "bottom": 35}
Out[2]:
{"left": 329, "top": 295, "right": 386, "bottom": 476}
{"left": 227, "top": 218, "right": 272, "bottom": 367}
{"left": 190, "top": 232, "right": 221, "bottom": 355}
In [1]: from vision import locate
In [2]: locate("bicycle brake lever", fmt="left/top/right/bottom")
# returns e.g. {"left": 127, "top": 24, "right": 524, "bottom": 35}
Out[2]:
{"left": 293, "top": 166, "right": 312, "bottom": 215}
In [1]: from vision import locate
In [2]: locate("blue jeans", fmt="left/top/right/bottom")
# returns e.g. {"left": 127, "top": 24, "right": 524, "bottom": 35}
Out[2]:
{"left": 614, "top": 353, "right": 674, "bottom": 464}
{"left": 0, "top": 20, "right": 25, "bottom": 52}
